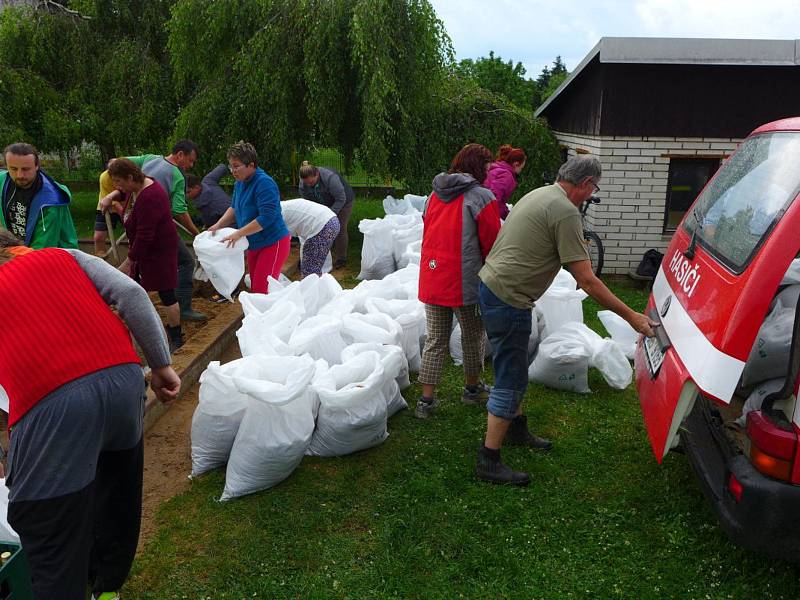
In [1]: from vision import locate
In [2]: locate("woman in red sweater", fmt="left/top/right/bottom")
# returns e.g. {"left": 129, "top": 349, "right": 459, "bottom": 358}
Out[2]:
{"left": 416, "top": 144, "right": 502, "bottom": 418}
{"left": 102, "top": 158, "right": 182, "bottom": 350}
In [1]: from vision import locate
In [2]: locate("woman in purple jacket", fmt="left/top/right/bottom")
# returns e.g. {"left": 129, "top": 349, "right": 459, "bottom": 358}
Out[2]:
{"left": 102, "top": 158, "right": 182, "bottom": 350}
{"left": 483, "top": 145, "right": 527, "bottom": 220}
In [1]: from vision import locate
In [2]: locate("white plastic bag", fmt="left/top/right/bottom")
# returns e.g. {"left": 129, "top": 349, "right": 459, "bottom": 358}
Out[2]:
{"left": 238, "top": 280, "right": 306, "bottom": 318}
{"left": 221, "top": 355, "right": 319, "bottom": 500}
{"left": 236, "top": 302, "right": 302, "bottom": 357}
{"left": 348, "top": 278, "right": 405, "bottom": 313}
{"left": 308, "top": 352, "right": 388, "bottom": 456}
{"left": 781, "top": 259, "right": 800, "bottom": 285}
{"left": 341, "top": 342, "right": 409, "bottom": 415}
{"left": 365, "top": 297, "right": 425, "bottom": 372}
{"left": 0, "top": 479, "right": 19, "bottom": 543}
{"left": 554, "top": 322, "right": 632, "bottom": 390}
{"left": 449, "top": 322, "right": 490, "bottom": 366}
{"left": 536, "top": 285, "right": 588, "bottom": 340}
{"left": 529, "top": 330, "right": 592, "bottom": 393}
{"left": 401, "top": 240, "right": 422, "bottom": 267}
{"left": 191, "top": 360, "right": 251, "bottom": 477}
{"left": 598, "top": 311, "right": 639, "bottom": 360}
{"left": 193, "top": 263, "right": 210, "bottom": 282}
{"left": 297, "top": 273, "right": 343, "bottom": 317}
{"left": 288, "top": 315, "right": 347, "bottom": 365}
{"left": 318, "top": 289, "right": 357, "bottom": 317}
{"left": 393, "top": 223, "right": 424, "bottom": 269}
{"left": 192, "top": 229, "right": 249, "bottom": 300}
{"left": 383, "top": 195, "right": 416, "bottom": 215}
{"left": 341, "top": 312, "right": 404, "bottom": 347}
{"left": 404, "top": 193, "right": 427, "bottom": 212}
{"left": 358, "top": 218, "right": 396, "bottom": 280}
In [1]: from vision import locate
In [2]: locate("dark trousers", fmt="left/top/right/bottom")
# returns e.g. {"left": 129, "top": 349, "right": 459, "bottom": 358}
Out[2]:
{"left": 333, "top": 201, "right": 353, "bottom": 264}
{"left": 176, "top": 238, "right": 195, "bottom": 300}
{"left": 8, "top": 439, "right": 144, "bottom": 599}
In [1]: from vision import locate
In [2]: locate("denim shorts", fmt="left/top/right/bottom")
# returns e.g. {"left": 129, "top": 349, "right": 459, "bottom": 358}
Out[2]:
{"left": 478, "top": 282, "right": 532, "bottom": 420}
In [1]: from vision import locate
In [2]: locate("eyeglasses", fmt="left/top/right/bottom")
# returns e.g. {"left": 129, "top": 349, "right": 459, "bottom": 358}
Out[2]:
{"left": 593, "top": 183, "right": 600, "bottom": 193}
{"left": 228, "top": 164, "right": 246, "bottom": 173}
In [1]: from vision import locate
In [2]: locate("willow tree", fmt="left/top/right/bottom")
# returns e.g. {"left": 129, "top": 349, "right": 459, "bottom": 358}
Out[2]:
{"left": 168, "top": 0, "right": 452, "bottom": 182}
{"left": 0, "top": 0, "right": 176, "bottom": 160}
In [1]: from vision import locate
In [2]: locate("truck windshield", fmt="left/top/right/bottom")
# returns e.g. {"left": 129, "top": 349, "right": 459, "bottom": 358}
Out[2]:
{"left": 684, "top": 132, "right": 800, "bottom": 272}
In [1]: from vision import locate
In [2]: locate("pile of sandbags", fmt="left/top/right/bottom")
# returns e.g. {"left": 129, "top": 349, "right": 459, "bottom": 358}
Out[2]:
{"left": 529, "top": 320, "right": 632, "bottom": 393}
{"left": 358, "top": 209, "right": 424, "bottom": 281}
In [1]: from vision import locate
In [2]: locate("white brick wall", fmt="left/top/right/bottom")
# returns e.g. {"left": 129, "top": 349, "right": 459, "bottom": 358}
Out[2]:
{"left": 552, "top": 131, "right": 741, "bottom": 274}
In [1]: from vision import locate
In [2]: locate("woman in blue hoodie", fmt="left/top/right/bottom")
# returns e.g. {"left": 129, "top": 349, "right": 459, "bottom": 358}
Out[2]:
{"left": 208, "top": 142, "right": 289, "bottom": 294}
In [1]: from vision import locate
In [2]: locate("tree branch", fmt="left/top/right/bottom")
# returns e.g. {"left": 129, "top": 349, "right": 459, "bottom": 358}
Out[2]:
{"left": 36, "top": 0, "right": 91, "bottom": 20}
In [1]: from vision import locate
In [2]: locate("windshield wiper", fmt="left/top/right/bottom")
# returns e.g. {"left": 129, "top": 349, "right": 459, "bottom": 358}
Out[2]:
{"left": 683, "top": 208, "right": 703, "bottom": 260}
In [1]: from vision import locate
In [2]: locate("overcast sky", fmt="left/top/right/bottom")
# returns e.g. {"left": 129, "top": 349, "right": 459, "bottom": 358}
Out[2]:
{"left": 429, "top": 0, "right": 800, "bottom": 77}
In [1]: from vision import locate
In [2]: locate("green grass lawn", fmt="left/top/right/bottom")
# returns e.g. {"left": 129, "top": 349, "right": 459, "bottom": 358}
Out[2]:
{"left": 120, "top": 197, "right": 800, "bottom": 598}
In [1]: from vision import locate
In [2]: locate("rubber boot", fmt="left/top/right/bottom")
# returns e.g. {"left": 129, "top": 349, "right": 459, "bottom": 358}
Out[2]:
{"left": 504, "top": 414, "right": 553, "bottom": 450}
{"left": 166, "top": 325, "right": 184, "bottom": 352}
{"left": 475, "top": 446, "right": 530, "bottom": 486}
{"left": 177, "top": 290, "right": 207, "bottom": 322}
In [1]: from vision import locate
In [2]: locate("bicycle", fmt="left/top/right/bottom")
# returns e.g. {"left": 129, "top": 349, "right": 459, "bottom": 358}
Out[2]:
{"left": 579, "top": 195, "right": 604, "bottom": 277}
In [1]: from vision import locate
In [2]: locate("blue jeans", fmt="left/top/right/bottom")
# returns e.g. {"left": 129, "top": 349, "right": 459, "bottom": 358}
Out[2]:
{"left": 479, "top": 281, "right": 531, "bottom": 420}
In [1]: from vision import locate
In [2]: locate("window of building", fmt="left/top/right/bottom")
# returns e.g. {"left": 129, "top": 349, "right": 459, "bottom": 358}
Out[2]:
{"left": 663, "top": 158, "right": 721, "bottom": 232}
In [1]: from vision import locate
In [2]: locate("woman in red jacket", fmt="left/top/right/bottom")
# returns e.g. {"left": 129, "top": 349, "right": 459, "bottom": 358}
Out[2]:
{"left": 102, "top": 158, "right": 182, "bottom": 350}
{"left": 416, "top": 144, "right": 502, "bottom": 418}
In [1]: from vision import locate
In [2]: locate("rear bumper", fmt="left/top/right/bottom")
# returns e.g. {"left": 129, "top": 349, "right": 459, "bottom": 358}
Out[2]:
{"left": 682, "top": 396, "right": 800, "bottom": 562}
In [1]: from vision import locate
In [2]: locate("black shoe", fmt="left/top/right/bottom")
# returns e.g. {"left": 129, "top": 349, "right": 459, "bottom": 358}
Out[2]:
{"left": 504, "top": 415, "right": 553, "bottom": 451}
{"left": 475, "top": 447, "right": 530, "bottom": 486}
{"left": 166, "top": 325, "right": 184, "bottom": 352}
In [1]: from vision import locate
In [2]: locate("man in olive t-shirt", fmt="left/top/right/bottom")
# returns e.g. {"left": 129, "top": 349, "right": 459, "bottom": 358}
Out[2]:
{"left": 474, "top": 155, "right": 657, "bottom": 486}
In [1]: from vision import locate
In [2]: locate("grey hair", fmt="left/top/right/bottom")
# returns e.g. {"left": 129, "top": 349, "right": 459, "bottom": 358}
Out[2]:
{"left": 227, "top": 141, "right": 258, "bottom": 167}
{"left": 556, "top": 155, "right": 602, "bottom": 185}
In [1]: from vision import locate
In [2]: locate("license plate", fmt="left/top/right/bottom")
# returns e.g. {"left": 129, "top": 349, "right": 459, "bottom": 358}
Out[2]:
{"left": 644, "top": 334, "right": 665, "bottom": 377}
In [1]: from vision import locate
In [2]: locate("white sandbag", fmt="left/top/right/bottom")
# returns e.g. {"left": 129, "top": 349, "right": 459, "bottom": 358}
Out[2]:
{"left": 308, "top": 352, "right": 388, "bottom": 457}
{"left": 192, "top": 228, "right": 249, "bottom": 300}
{"left": 365, "top": 297, "right": 425, "bottom": 372}
{"left": 318, "top": 289, "right": 357, "bottom": 317}
{"left": 244, "top": 272, "right": 289, "bottom": 290}
{"left": 404, "top": 193, "right": 427, "bottom": 212}
{"left": 736, "top": 379, "right": 789, "bottom": 427}
{"left": 402, "top": 240, "right": 422, "bottom": 267}
{"left": 341, "top": 312, "right": 404, "bottom": 347}
{"left": 555, "top": 322, "right": 632, "bottom": 390}
{"left": 598, "top": 311, "right": 639, "bottom": 360}
{"left": 536, "top": 286, "right": 588, "bottom": 340}
{"left": 592, "top": 338, "right": 633, "bottom": 390}
{"left": 449, "top": 322, "right": 491, "bottom": 366}
{"left": 529, "top": 329, "right": 592, "bottom": 393}
{"left": 190, "top": 360, "right": 251, "bottom": 477}
{"left": 0, "top": 479, "right": 19, "bottom": 543}
{"left": 358, "top": 218, "right": 396, "bottom": 280}
{"left": 297, "top": 273, "right": 342, "bottom": 317}
{"left": 221, "top": 355, "right": 318, "bottom": 500}
{"left": 238, "top": 280, "right": 306, "bottom": 318}
{"left": 288, "top": 315, "right": 347, "bottom": 365}
{"left": 393, "top": 223, "right": 424, "bottom": 269}
{"left": 383, "top": 195, "right": 416, "bottom": 215}
{"left": 742, "top": 303, "right": 795, "bottom": 386}
{"left": 384, "top": 263, "right": 420, "bottom": 286}
{"left": 349, "top": 278, "right": 405, "bottom": 313}
{"left": 236, "top": 302, "right": 302, "bottom": 357}
{"left": 342, "top": 342, "right": 410, "bottom": 415}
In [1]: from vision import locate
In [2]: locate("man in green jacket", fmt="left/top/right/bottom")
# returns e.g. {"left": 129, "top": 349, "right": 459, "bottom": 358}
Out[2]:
{"left": 0, "top": 143, "right": 78, "bottom": 249}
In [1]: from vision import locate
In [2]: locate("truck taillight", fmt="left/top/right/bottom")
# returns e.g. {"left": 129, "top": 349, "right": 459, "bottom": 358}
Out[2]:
{"left": 746, "top": 411, "right": 798, "bottom": 482}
